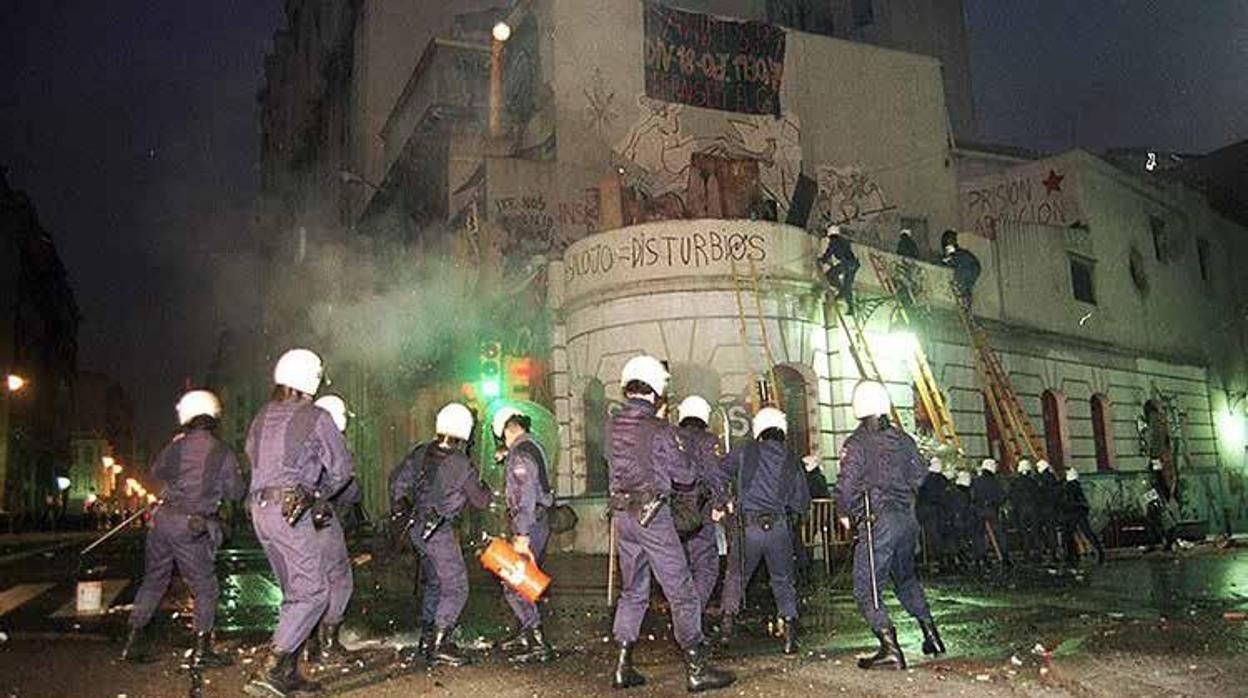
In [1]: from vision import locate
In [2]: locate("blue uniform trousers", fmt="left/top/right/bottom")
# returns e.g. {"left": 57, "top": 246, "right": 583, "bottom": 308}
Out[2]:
{"left": 853, "top": 511, "right": 932, "bottom": 632}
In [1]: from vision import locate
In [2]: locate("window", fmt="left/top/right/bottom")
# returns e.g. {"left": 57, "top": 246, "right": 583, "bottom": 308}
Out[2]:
{"left": 1197, "top": 238, "right": 1211, "bottom": 282}
{"left": 1150, "top": 216, "right": 1167, "bottom": 262}
{"left": 851, "top": 0, "right": 875, "bottom": 27}
{"left": 1069, "top": 255, "right": 1096, "bottom": 304}
{"left": 1041, "top": 390, "right": 1069, "bottom": 473}
{"left": 1091, "top": 394, "right": 1115, "bottom": 471}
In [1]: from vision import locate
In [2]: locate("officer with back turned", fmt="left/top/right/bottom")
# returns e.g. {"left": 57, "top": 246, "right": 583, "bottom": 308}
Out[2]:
{"left": 245, "top": 349, "right": 354, "bottom": 697}
{"left": 835, "top": 381, "right": 945, "bottom": 670}
{"left": 608, "top": 356, "right": 734, "bottom": 693}
{"left": 389, "top": 403, "right": 492, "bottom": 667}
{"left": 122, "top": 389, "right": 244, "bottom": 668}
{"left": 718, "top": 407, "right": 812, "bottom": 655}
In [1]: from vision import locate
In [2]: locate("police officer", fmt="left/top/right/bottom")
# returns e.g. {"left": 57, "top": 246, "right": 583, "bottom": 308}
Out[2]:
{"left": 835, "top": 381, "right": 945, "bottom": 670}
{"left": 1009, "top": 460, "right": 1041, "bottom": 563}
{"left": 1060, "top": 468, "right": 1105, "bottom": 564}
{"left": 896, "top": 229, "right": 920, "bottom": 259}
{"left": 608, "top": 356, "right": 734, "bottom": 693}
{"left": 300, "top": 395, "right": 362, "bottom": 668}
{"left": 940, "top": 230, "right": 981, "bottom": 309}
{"left": 819, "top": 225, "right": 860, "bottom": 315}
{"left": 491, "top": 406, "right": 555, "bottom": 664}
{"left": 947, "top": 470, "right": 974, "bottom": 570}
{"left": 719, "top": 407, "right": 811, "bottom": 655}
{"left": 122, "top": 389, "right": 244, "bottom": 668}
{"left": 1035, "top": 459, "right": 1062, "bottom": 561}
{"left": 245, "top": 349, "right": 354, "bottom": 697}
{"left": 915, "top": 457, "right": 948, "bottom": 570}
{"left": 970, "top": 459, "right": 1010, "bottom": 568}
{"left": 389, "top": 403, "right": 492, "bottom": 667}
{"left": 673, "top": 395, "right": 727, "bottom": 615}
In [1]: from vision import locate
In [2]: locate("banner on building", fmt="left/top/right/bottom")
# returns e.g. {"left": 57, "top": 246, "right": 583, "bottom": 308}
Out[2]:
{"left": 643, "top": 1, "right": 786, "bottom": 116}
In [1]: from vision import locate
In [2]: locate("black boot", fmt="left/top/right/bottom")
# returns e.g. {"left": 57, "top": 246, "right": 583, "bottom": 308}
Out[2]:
{"left": 400, "top": 623, "right": 436, "bottom": 663}
{"left": 430, "top": 626, "right": 470, "bottom": 667}
{"left": 510, "top": 625, "right": 554, "bottom": 664}
{"left": 120, "top": 626, "right": 154, "bottom": 664}
{"left": 919, "top": 618, "right": 946, "bottom": 656}
{"left": 781, "top": 617, "right": 798, "bottom": 656}
{"left": 857, "top": 627, "right": 905, "bottom": 670}
{"left": 684, "top": 644, "right": 736, "bottom": 693}
{"left": 243, "top": 649, "right": 299, "bottom": 698}
{"left": 319, "top": 623, "right": 356, "bottom": 663}
{"left": 289, "top": 653, "right": 323, "bottom": 694}
{"left": 497, "top": 627, "right": 531, "bottom": 653}
{"left": 611, "top": 642, "right": 645, "bottom": 689}
{"left": 191, "top": 631, "right": 233, "bottom": 668}
{"left": 301, "top": 626, "right": 323, "bottom": 666}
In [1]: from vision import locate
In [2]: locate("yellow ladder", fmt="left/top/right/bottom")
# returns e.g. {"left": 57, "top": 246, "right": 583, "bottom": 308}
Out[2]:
{"left": 955, "top": 303, "right": 1045, "bottom": 461}
{"left": 827, "top": 298, "right": 903, "bottom": 427}
{"left": 866, "top": 253, "right": 961, "bottom": 449}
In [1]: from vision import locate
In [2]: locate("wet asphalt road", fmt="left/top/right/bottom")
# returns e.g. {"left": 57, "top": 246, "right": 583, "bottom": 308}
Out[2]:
{"left": 1, "top": 531, "right": 1246, "bottom": 696}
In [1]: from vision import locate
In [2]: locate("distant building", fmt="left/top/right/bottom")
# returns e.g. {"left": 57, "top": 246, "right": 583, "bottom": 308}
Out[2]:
{"left": 0, "top": 170, "right": 80, "bottom": 527}
{"left": 68, "top": 371, "right": 137, "bottom": 508}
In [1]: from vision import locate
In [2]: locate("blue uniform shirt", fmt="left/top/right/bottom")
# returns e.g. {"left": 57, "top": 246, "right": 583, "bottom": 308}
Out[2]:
{"left": 608, "top": 398, "right": 692, "bottom": 496}
{"left": 246, "top": 399, "right": 354, "bottom": 496}
{"left": 390, "top": 442, "right": 492, "bottom": 519}
{"left": 150, "top": 427, "right": 245, "bottom": 514}
{"left": 504, "top": 434, "right": 554, "bottom": 536}
{"left": 728, "top": 439, "right": 811, "bottom": 516}
{"left": 835, "top": 423, "right": 927, "bottom": 519}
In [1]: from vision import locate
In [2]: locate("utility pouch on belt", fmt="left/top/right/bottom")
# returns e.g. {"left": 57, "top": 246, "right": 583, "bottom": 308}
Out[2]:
{"left": 282, "top": 485, "right": 316, "bottom": 527}
{"left": 186, "top": 514, "right": 208, "bottom": 536}
{"left": 311, "top": 498, "right": 335, "bottom": 530}
{"left": 420, "top": 513, "right": 448, "bottom": 542}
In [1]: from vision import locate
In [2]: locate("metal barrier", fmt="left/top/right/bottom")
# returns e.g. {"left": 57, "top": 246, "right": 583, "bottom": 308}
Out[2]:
{"left": 800, "top": 498, "right": 845, "bottom": 576}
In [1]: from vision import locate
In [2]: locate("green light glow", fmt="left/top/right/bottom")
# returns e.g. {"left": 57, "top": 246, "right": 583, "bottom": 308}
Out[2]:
{"left": 481, "top": 378, "right": 502, "bottom": 398}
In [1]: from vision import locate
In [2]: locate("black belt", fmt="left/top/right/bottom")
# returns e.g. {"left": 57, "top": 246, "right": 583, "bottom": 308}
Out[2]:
{"left": 253, "top": 487, "right": 295, "bottom": 505}
{"left": 609, "top": 492, "right": 657, "bottom": 512}
{"left": 745, "top": 512, "right": 785, "bottom": 528}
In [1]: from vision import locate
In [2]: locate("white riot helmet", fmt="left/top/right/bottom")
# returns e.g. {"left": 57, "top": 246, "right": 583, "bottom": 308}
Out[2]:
{"left": 492, "top": 406, "right": 524, "bottom": 439}
{"left": 273, "top": 348, "right": 324, "bottom": 396}
{"left": 928, "top": 457, "right": 943, "bottom": 474}
{"left": 1036, "top": 459, "right": 1051, "bottom": 473}
{"left": 436, "top": 402, "right": 475, "bottom": 441}
{"left": 827, "top": 224, "right": 842, "bottom": 238}
{"left": 1017, "top": 459, "right": 1034, "bottom": 474}
{"left": 620, "top": 355, "right": 669, "bottom": 396}
{"left": 752, "top": 407, "right": 788, "bottom": 438}
{"left": 176, "top": 390, "right": 221, "bottom": 426}
{"left": 677, "top": 396, "right": 712, "bottom": 425}
{"left": 315, "top": 394, "right": 348, "bottom": 432}
{"left": 851, "top": 381, "right": 891, "bottom": 420}
{"left": 1150, "top": 458, "right": 1163, "bottom": 471}
{"left": 981, "top": 458, "right": 998, "bottom": 474}
{"left": 1066, "top": 468, "right": 1079, "bottom": 482}
{"left": 955, "top": 470, "right": 972, "bottom": 487}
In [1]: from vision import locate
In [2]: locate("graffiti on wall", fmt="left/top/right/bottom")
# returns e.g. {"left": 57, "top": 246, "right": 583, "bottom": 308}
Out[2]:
{"left": 810, "top": 164, "right": 897, "bottom": 244}
{"left": 564, "top": 225, "right": 767, "bottom": 284}
{"left": 613, "top": 97, "right": 802, "bottom": 218}
{"left": 643, "top": 1, "right": 787, "bottom": 116}
{"left": 961, "top": 164, "right": 1083, "bottom": 239}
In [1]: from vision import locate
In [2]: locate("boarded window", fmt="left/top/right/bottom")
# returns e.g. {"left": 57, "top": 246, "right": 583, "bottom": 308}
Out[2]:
{"left": 1069, "top": 255, "right": 1096, "bottom": 304}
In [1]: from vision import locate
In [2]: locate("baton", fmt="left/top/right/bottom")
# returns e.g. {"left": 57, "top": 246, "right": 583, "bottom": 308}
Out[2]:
{"left": 81, "top": 500, "right": 162, "bottom": 556}
{"left": 864, "top": 491, "right": 880, "bottom": 611}
{"left": 607, "top": 510, "right": 618, "bottom": 606}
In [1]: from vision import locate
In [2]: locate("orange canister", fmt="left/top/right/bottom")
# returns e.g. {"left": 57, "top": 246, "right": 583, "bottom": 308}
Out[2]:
{"left": 479, "top": 537, "right": 551, "bottom": 603}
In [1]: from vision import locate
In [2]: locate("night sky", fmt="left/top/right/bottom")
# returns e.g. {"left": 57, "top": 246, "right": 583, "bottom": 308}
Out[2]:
{"left": 1, "top": 1, "right": 1244, "bottom": 451}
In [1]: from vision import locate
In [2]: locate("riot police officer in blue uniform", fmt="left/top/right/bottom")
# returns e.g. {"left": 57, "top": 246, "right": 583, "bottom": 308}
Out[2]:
{"left": 389, "top": 403, "right": 492, "bottom": 667}
{"left": 835, "top": 381, "right": 945, "bottom": 670}
{"left": 719, "top": 407, "right": 811, "bottom": 655}
{"left": 608, "top": 356, "right": 734, "bottom": 693}
{"left": 244, "top": 349, "right": 355, "bottom": 697}
{"left": 491, "top": 405, "right": 555, "bottom": 664}
{"left": 673, "top": 395, "right": 728, "bottom": 615}
{"left": 122, "top": 389, "right": 245, "bottom": 668}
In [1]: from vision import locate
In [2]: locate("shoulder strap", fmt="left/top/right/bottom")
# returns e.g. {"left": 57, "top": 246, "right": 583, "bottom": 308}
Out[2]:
{"left": 281, "top": 403, "right": 321, "bottom": 470}
{"left": 514, "top": 439, "right": 552, "bottom": 495}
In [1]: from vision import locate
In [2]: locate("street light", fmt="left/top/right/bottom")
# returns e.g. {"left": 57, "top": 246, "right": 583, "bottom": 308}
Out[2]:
{"left": 492, "top": 21, "right": 512, "bottom": 42}
{"left": 6, "top": 374, "right": 27, "bottom": 393}
{"left": 55, "top": 476, "right": 71, "bottom": 492}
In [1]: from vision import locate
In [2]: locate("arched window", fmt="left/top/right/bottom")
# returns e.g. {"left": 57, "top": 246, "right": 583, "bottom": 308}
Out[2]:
{"left": 583, "top": 378, "right": 609, "bottom": 494}
{"left": 774, "top": 365, "right": 812, "bottom": 456}
{"left": 981, "top": 392, "right": 1016, "bottom": 471}
{"left": 1090, "top": 394, "right": 1115, "bottom": 471}
{"left": 1041, "top": 390, "right": 1069, "bottom": 473}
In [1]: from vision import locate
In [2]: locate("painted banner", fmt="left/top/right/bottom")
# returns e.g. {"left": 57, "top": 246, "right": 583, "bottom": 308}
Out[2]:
{"left": 643, "top": 1, "right": 786, "bottom": 116}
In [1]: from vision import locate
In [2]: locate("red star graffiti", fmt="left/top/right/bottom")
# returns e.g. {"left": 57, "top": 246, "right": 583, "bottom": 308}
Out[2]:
{"left": 1043, "top": 169, "right": 1065, "bottom": 194}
